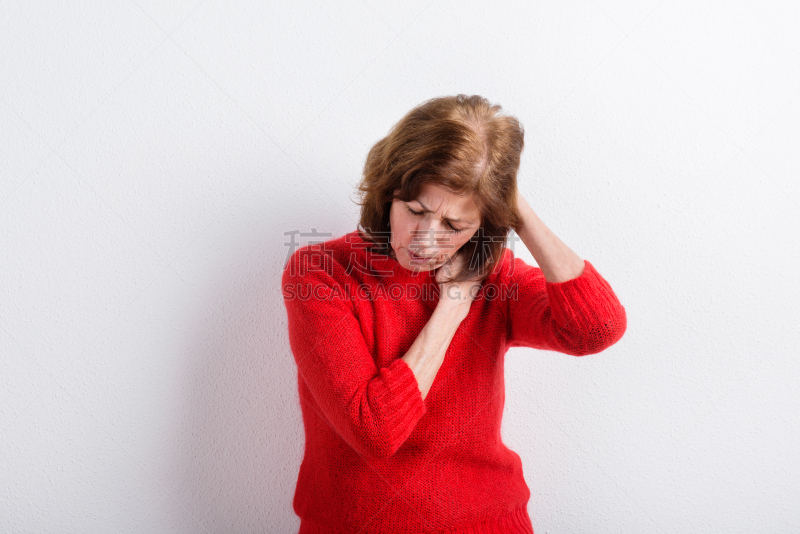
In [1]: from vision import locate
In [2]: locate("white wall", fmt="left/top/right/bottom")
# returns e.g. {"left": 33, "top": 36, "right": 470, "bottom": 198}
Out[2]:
{"left": 2, "top": 0, "right": 798, "bottom": 532}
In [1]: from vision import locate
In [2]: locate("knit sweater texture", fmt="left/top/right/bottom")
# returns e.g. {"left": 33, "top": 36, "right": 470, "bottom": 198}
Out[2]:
{"left": 281, "top": 229, "right": 627, "bottom": 533}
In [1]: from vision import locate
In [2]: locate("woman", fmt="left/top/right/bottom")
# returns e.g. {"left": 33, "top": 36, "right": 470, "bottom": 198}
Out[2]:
{"left": 281, "top": 94, "right": 627, "bottom": 533}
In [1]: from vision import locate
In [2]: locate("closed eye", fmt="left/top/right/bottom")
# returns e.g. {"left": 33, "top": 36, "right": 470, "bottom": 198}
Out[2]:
{"left": 405, "top": 205, "right": 464, "bottom": 234}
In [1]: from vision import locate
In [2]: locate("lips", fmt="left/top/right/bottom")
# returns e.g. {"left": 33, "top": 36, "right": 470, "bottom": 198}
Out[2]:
{"left": 408, "top": 249, "right": 435, "bottom": 262}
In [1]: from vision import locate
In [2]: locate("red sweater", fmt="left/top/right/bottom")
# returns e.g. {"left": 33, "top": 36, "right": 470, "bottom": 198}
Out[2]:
{"left": 281, "top": 229, "right": 627, "bottom": 533}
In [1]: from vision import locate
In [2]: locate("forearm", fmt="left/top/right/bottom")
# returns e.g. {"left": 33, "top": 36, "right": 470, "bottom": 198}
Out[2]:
{"left": 515, "top": 193, "right": 585, "bottom": 283}
{"left": 402, "top": 304, "right": 465, "bottom": 401}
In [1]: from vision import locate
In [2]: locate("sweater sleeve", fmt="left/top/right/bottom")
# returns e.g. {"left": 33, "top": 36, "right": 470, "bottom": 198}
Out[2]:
{"left": 502, "top": 249, "right": 627, "bottom": 355}
{"left": 281, "top": 247, "right": 427, "bottom": 459}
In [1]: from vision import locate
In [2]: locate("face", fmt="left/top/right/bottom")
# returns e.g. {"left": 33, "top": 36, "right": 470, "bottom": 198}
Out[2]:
{"left": 388, "top": 183, "right": 482, "bottom": 272}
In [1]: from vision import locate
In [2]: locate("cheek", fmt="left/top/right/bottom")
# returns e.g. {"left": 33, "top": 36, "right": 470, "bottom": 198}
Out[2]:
{"left": 391, "top": 225, "right": 408, "bottom": 246}
{"left": 443, "top": 235, "right": 466, "bottom": 254}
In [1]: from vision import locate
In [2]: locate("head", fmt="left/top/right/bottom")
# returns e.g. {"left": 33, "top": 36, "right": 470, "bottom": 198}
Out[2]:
{"left": 355, "top": 94, "right": 525, "bottom": 282}
{"left": 387, "top": 183, "right": 481, "bottom": 273}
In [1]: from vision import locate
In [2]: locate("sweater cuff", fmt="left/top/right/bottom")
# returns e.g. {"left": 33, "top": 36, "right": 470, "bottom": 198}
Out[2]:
{"left": 374, "top": 358, "right": 427, "bottom": 451}
{"left": 545, "top": 260, "right": 621, "bottom": 330}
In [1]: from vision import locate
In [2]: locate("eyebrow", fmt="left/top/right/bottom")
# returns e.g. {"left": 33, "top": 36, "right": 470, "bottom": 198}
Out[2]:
{"left": 414, "top": 199, "right": 475, "bottom": 225}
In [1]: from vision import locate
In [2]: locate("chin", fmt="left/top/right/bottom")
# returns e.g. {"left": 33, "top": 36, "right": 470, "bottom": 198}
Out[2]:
{"left": 401, "top": 258, "right": 435, "bottom": 271}
{"left": 403, "top": 263, "right": 432, "bottom": 272}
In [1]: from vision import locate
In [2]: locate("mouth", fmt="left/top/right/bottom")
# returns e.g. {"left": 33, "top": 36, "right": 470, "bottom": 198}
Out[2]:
{"left": 408, "top": 249, "right": 435, "bottom": 263}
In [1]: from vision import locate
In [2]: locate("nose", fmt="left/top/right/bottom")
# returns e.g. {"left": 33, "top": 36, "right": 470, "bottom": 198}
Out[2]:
{"left": 413, "top": 221, "right": 456, "bottom": 253}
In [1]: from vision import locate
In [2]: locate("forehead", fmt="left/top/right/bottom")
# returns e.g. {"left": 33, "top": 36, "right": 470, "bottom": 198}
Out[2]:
{"left": 414, "top": 183, "right": 480, "bottom": 217}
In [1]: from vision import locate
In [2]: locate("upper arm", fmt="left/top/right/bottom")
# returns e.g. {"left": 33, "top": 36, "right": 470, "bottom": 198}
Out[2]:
{"left": 502, "top": 251, "right": 627, "bottom": 355}
{"left": 281, "top": 247, "right": 426, "bottom": 458}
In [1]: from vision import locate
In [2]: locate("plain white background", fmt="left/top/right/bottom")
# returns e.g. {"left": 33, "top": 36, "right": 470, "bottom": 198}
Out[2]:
{"left": 1, "top": 0, "right": 799, "bottom": 532}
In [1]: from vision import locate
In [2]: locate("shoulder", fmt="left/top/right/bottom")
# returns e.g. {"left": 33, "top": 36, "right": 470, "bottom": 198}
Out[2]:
{"left": 480, "top": 247, "right": 547, "bottom": 317}
{"left": 281, "top": 230, "right": 369, "bottom": 286}
{"left": 487, "top": 246, "right": 542, "bottom": 286}
{"left": 281, "top": 231, "right": 369, "bottom": 313}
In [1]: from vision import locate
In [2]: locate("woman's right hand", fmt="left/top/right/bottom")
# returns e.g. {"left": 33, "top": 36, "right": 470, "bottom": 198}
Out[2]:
{"left": 435, "top": 249, "right": 482, "bottom": 321}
